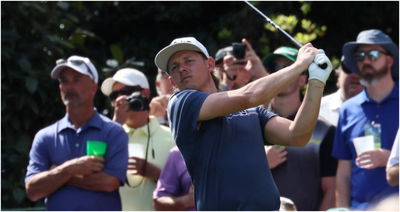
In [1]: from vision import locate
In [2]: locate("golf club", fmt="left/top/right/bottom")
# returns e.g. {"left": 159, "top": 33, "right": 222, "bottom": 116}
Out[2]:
{"left": 244, "top": 0, "right": 328, "bottom": 69}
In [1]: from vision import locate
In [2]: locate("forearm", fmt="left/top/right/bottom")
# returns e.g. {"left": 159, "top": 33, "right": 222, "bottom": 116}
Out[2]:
{"left": 320, "top": 176, "right": 336, "bottom": 210}
{"left": 243, "top": 63, "right": 307, "bottom": 107}
{"left": 145, "top": 163, "right": 161, "bottom": 181}
{"left": 336, "top": 160, "right": 352, "bottom": 208}
{"left": 201, "top": 63, "right": 306, "bottom": 121}
{"left": 336, "top": 178, "right": 351, "bottom": 208}
{"left": 25, "top": 164, "right": 72, "bottom": 201}
{"left": 154, "top": 195, "right": 194, "bottom": 211}
{"left": 67, "top": 172, "right": 120, "bottom": 192}
{"left": 386, "top": 165, "right": 399, "bottom": 186}
{"left": 290, "top": 79, "right": 325, "bottom": 145}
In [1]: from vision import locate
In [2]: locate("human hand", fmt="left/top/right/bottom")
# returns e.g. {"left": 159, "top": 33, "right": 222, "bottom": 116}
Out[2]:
{"left": 296, "top": 43, "right": 318, "bottom": 71}
{"left": 242, "top": 38, "right": 268, "bottom": 80}
{"left": 356, "top": 148, "right": 391, "bottom": 169}
{"left": 149, "top": 95, "right": 170, "bottom": 117}
{"left": 184, "top": 185, "right": 195, "bottom": 209}
{"left": 64, "top": 155, "right": 104, "bottom": 176}
{"left": 308, "top": 49, "right": 333, "bottom": 84}
{"left": 112, "top": 95, "right": 130, "bottom": 124}
{"left": 128, "top": 156, "right": 160, "bottom": 180}
{"left": 265, "top": 145, "right": 288, "bottom": 169}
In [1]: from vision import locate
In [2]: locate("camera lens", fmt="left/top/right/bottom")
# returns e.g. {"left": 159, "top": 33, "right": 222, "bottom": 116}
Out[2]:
{"left": 126, "top": 92, "right": 150, "bottom": 111}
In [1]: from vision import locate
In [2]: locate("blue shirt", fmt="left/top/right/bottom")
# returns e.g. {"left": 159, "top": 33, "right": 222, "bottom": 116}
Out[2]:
{"left": 25, "top": 111, "right": 128, "bottom": 210}
{"left": 168, "top": 90, "right": 280, "bottom": 210}
{"left": 332, "top": 83, "right": 399, "bottom": 209}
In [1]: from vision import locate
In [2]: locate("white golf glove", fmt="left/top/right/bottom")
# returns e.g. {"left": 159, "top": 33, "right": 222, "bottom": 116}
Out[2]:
{"left": 308, "top": 49, "right": 333, "bottom": 84}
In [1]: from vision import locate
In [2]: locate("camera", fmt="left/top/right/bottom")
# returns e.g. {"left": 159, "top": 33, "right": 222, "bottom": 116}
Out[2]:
{"left": 232, "top": 42, "right": 246, "bottom": 59}
{"left": 126, "top": 92, "right": 150, "bottom": 111}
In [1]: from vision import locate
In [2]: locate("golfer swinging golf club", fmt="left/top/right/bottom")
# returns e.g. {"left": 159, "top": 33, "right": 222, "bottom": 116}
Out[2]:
{"left": 155, "top": 37, "right": 332, "bottom": 210}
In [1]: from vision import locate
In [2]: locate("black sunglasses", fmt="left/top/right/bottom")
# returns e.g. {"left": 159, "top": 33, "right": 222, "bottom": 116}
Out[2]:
{"left": 354, "top": 50, "right": 388, "bottom": 62}
{"left": 267, "top": 63, "right": 290, "bottom": 73}
{"left": 109, "top": 86, "right": 143, "bottom": 101}
{"left": 56, "top": 58, "right": 95, "bottom": 80}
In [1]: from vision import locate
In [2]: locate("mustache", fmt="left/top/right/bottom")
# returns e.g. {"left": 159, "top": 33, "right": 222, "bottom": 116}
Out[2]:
{"left": 64, "top": 90, "right": 79, "bottom": 99}
{"left": 360, "top": 64, "right": 375, "bottom": 72}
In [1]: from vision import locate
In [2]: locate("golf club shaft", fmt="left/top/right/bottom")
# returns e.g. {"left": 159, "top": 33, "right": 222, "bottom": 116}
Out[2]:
{"left": 244, "top": 0, "right": 303, "bottom": 48}
{"left": 244, "top": 0, "right": 328, "bottom": 69}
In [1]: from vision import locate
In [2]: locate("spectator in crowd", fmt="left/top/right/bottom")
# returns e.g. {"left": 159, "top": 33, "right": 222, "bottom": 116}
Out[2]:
{"left": 333, "top": 29, "right": 399, "bottom": 210}
{"left": 150, "top": 69, "right": 175, "bottom": 126}
{"left": 154, "top": 36, "right": 332, "bottom": 210}
{"left": 25, "top": 55, "right": 128, "bottom": 210}
{"left": 386, "top": 129, "right": 399, "bottom": 186}
{"left": 213, "top": 46, "right": 231, "bottom": 91}
{"left": 263, "top": 46, "right": 337, "bottom": 210}
{"left": 153, "top": 146, "right": 195, "bottom": 210}
{"left": 213, "top": 39, "right": 268, "bottom": 91}
{"left": 319, "top": 56, "right": 363, "bottom": 126}
{"left": 101, "top": 68, "right": 175, "bottom": 210}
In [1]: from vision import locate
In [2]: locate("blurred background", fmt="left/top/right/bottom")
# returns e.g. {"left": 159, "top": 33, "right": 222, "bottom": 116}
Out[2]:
{"left": 1, "top": 1, "right": 398, "bottom": 209}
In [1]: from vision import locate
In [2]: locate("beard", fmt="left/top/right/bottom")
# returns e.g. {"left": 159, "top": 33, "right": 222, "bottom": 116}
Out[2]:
{"left": 359, "top": 63, "right": 390, "bottom": 87}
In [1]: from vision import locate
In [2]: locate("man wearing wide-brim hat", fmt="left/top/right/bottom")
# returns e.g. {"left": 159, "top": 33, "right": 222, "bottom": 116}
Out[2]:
{"left": 332, "top": 29, "right": 399, "bottom": 210}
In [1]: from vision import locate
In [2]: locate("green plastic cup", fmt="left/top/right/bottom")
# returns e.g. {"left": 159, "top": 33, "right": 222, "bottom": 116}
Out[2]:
{"left": 86, "top": 140, "right": 107, "bottom": 157}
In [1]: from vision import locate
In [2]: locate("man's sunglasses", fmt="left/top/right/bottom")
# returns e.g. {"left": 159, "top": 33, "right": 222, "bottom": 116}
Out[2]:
{"left": 56, "top": 58, "right": 95, "bottom": 80}
{"left": 354, "top": 50, "right": 388, "bottom": 62}
{"left": 267, "top": 63, "right": 290, "bottom": 73}
{"left": 109, "top": 86, "right": 143, "bottom": 101}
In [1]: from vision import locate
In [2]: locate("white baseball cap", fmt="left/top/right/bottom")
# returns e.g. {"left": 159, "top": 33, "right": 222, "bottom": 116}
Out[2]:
{"left": 154, "top": 37, "right": 210, "bottom": 72}
{"left": 101, "top": 68, "right": 149, "bottom": 96}
{"left": 51, "top": 55, "right": 98, "bottom": 83}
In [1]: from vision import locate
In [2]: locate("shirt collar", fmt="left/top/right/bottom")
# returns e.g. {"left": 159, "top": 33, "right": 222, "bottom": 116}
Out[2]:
{"left": 123, "top": 116, "right": 160, "bottom": 136}
{"left": 58, "top": 109, "right": 102, "bottom": 133}
{"left": 359, "top": 82, "right": 399, "bottom": 104}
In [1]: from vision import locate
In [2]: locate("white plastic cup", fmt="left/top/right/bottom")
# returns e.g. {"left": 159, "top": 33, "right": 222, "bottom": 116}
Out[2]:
{"left": 127, "top": 143, "right": 145, "bottom": 186}
{"left": 353, "top": 135, "right": 375, "bottom": 156}
{"left": 128, "top": 143, "right": 144, "bottom": 158}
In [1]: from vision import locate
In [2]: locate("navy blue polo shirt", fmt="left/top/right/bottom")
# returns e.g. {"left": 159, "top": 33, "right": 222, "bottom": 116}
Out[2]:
{"left": 25, "top": 111, "right": 128, "bottom": 210}
{"left": 168, "top": 89, "right": 280, "bottom": 210}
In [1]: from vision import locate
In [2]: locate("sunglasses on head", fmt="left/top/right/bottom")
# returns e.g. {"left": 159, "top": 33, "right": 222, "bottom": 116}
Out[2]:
{"left": 56, "top": 58, "right": 95, "bottom": 80}
{"left": 109, "top": 86, "right": 143, "bottom": 101}
{"left": 354, "top": 50, "right": 388, "bottom": 62}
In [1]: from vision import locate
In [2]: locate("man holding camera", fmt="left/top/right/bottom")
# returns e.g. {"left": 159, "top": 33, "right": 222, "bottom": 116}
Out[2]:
{"left": 214, "top": 39, "right": 268, "bottom": 90}
{"left": 101, "top": 68, "right": 175, "bottom": 210}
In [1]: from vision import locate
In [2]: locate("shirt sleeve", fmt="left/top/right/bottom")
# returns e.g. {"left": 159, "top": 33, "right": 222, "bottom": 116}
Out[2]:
{"left": 102, "top": 123, "right": 129, "bottom": 184}
{"left": 320, "top": 125, "right": 338, "bottom": 177}
{"left": 332, "top": 107, "right": 353, "bottom": 160}
{"left": 25, "top": 129, "right": 52, "bottom": 183}
{"left": 153, "top": 148, "right": 180, "bottom": 199}
{"left": 256, "top": 106, "right": 277, "bottom": 145}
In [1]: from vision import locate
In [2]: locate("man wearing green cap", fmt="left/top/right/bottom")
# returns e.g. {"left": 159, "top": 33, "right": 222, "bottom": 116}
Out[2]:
{"left": 263, "top": 46, "right": 337, "bottom": 210}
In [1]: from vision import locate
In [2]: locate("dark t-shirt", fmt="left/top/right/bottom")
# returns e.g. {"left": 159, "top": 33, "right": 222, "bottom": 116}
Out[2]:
{"left": 270, "top": 113, "right": 337, "bottom": 211}
{"left": 168, "top": 89, "right": 280, "bottom": 210}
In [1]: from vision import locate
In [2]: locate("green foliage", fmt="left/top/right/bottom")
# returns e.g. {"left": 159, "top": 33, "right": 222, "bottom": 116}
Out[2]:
{"left": 264, "top": 14, "right": 326, "bottom": 44}
{"left": 1, "top": 1, "right": 398, "bottom": 209}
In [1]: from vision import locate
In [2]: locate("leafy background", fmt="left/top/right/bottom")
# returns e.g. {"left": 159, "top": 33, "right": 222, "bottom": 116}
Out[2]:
{"left": 1, "top": 1, "right": 398, "bottom": 209}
